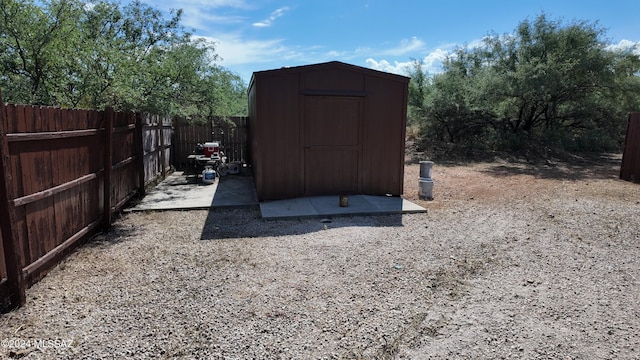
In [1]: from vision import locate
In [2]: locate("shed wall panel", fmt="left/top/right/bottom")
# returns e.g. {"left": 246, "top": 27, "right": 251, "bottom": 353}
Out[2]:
{"left": 305, "top": 150, "right": 359, "bottom": 195}
{"left": 249, "top": 61, "right": 409, "bottom": 201}
{"left": 360, "top": 76, "right": 407, "bottom": 195}
{"left": 253, "top": 74, "right": 301, "bottom": 200}
{"left": 303, "top": 96, "right": 363, "bottom": 196}
{"left": 248, "top": 82, "right": 257, "bottom": 174}
{"left": 301, "top": 69, "right": 365, "bottom": 92}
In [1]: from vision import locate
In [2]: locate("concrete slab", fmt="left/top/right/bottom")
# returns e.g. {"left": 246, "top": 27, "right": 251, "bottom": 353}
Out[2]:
{"left": 129, "top": 171, "right": 425, "bottom": 219}
{"left": 128, "top": 172, "right": 258, "bottom": 211}
{"left": 260, "top": 194, "right": 426, "bottom": 220}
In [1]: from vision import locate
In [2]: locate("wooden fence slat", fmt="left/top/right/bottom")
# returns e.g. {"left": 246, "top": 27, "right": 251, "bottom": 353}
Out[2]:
{"left": 19, "top": 106, "right": 38, "bottom": 267}
{"left": 158, "top": 118, "right": 166, "bottom": 178}
{"left": 172, "top": 117, "right": 249, "bottom": 169}
{"left": 51, "top": 109, "right": 68, "bottom": 249}
{"left": 163, "top": 117, "right": 172, "bottom": 174}
{"left": 13, "top": 173, "right": 99, "bottom": 207}
{"left": 22, "top": 219, "right": 101, "bottom": 277}
{"left": 135, "top": 114, "right": 145, "bottom": 197}
{"left": 103, "top": 108, "right": 114, "bottom": 229}
{"left": 6, "top": 129, "right": 100, "bottom": 141}
{"left": 0, "top": 91, "right": 26, "bottom": 309}
{"left": 1, "top": 101, "right": 172, "bottom": 310}
{"left": 139, "top": 114, "right": 173, "bottom": 186}
{"left": 45, "top": 108, "right": 59, "bottom": 257}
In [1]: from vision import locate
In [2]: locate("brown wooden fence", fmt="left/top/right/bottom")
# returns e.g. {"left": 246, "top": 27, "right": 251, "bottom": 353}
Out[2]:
{"left": 172, "top": 117, "right": 249, "bottom": 169}
{"left": 0, "top": 100, "right": 171, "bottom": 311}
{"left": 620, "top": 112, "right": 640, "bottom": 182}
{"left": 141, "top": 114, "right": 172, "bottom": 185}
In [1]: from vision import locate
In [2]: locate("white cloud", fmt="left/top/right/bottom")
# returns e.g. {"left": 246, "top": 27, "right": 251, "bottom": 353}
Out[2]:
{"left": 152, "top": 0, "right": 249, "bottom": 10}
{"left": 422, "top": 48, "right": 449, "bottom": 71}
{"left": 363, "top": 38, "right": 455, "bottom": 76}
{"left": 253, "top": 7, "right": 290, "bottom": 28}
{"left": 382, "top": 37, "right": 426, "bottom": 56}
{"left": 197, "top": 34, "right": 288, "bottom": 65}
{"left": 150, "top": 0, "right": 251, "bottom": 31}
{"left": 195, "top": 32, "right": 344, "bottom": 75}
{"left": 606, "top": 39, "right": 640, "bottom": 55}
{"left": 365, "top": 47, "right": 451, "bottom": 76}
{"left": 194, "top": 34, "right": 292, "bottom": 82}
{"left": 465, "top": 37, "right": 487, "bottom": 50}
{"left": 326, "top": 50, "right": 347, "bottom": 58}
{"left": 365, "top": 59, "right": 411, "bottom": 75}
{"left": 183, "top": 12, "right": 246, "bottom": 30}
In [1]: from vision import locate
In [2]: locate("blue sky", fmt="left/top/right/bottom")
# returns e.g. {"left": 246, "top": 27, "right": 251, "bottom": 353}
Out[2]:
{"left": 143, "top": 0, "right": 640, "bottom": 84}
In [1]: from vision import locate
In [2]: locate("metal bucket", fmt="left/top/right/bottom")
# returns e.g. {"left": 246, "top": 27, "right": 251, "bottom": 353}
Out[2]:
{"left": 418, "top": 178, "right": 434, "bottom": 200}
{"left": 419, "top": 161, "right": 434, "bottom": 179}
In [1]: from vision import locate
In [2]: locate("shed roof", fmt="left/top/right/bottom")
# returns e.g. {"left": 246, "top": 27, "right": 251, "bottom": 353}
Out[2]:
{"left": 249, "top": 61, "right": 410, "bottom": 88}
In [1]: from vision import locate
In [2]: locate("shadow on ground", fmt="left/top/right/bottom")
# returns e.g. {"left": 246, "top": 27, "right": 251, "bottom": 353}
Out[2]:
{"left": 84, "top": 215, "right": 142, "bottom": 249}
{"left": 481, "top": 154, "right": 622, "bottom": 181}
{"left": 210, "top": 175, "right": 259, "bottom": 208}
{"left": 406, "top": 145, "right": 623, "bottom": 181}
{"left": 199, "top": 208, "right": 405, "bottom": 240}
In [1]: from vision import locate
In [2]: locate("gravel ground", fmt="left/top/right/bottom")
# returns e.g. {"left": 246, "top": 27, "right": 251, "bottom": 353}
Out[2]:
{"left": 1, "top": 156, "right": 639, "bottom": 359}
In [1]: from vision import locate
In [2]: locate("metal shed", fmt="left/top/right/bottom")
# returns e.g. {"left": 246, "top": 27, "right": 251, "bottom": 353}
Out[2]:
{"left": 248, "top": 61, "right": 410, "bottom": 201}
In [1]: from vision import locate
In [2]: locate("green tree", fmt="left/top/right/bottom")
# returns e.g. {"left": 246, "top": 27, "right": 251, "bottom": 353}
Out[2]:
{"left": 406, "top": 59, "right": 429, "bottom": 125}
{"left": 423, "top": 48, "right": 496, "bottom": 145}
{"left": 0, "top": 0, "right": 82, "bottom": 105}
{"left": 416, "top": 14, "right": 640, "bottom": 153}
{"left": 0, "top": 0, "right": 248, "bottom": 118}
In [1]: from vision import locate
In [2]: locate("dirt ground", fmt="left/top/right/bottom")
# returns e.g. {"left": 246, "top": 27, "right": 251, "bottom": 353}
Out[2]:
{"left": 1, "top": 154, "right": 639, "bottom": 359}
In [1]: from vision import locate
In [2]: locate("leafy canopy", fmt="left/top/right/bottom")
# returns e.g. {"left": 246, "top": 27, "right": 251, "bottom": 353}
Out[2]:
{"left": 0, "top": 0, "right": 247, "bottom": 118}
{"left": 408, "top": 14, "right": 640, "bottom": 153}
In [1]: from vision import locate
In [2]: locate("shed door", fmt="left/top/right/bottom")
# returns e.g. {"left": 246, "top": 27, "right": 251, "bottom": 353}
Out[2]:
{"left": 304, "top": 96, "right": 362, "bottom": 196}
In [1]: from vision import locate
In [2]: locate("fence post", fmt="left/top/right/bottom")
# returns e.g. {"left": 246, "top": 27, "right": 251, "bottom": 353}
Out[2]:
{"left": 0, "top": 90, "right": 26, "bottom": 309}
{"left": 135, "top": 113, "right": 145, "bottom": 197}
{"left": 158, "top": 116, "right": 166, "bottom": 178}
{"left": 103, "top": 107, "right": 114, "bottom": 229}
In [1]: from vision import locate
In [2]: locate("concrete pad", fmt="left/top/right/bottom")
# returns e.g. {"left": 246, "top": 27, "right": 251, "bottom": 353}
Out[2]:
{"left": 128, "top": 172, "right": 258, "bottom": 211}
{"left": 130, "top": 171, "right": 425, "bottom": 219}
{"left": 208, "top": 175, "right": 259, "bottom": 208}
{"left": 260, "top": 194, "right": 426, "bottom": 220}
